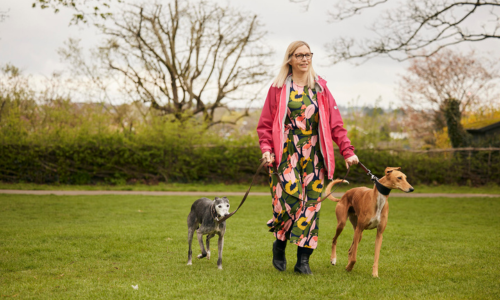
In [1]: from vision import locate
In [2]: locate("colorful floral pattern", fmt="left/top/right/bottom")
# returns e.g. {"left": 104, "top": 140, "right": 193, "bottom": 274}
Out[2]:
{"left": 267, "top": 81, "right": 325, "bottom": 249}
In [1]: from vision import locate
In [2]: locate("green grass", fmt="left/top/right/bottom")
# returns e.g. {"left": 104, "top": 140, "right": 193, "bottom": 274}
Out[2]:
{"left": 1, "top": 194, "right": 499, "bottom": 299}
{"left": 0, "top": 182, "right": 268, "bottom": 192}
{"left": 1, "top": 181, "right": 500, "bottom": 194}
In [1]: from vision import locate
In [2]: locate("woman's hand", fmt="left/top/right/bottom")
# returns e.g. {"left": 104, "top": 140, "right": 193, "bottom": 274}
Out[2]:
{"left": 345, "top": 155, "right": 359, "bottom": 169}
{"left": 262, "top": 151, "right": 275, "bottom": 166}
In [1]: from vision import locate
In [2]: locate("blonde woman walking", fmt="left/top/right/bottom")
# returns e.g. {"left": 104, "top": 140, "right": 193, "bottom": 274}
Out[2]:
{"left": 257, "top": 41, "right": 359, "bottom": 274}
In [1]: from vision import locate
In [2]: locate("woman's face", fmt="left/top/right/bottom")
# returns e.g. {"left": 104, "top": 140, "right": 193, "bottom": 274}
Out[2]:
{"left": 289, "top": 45, "right": 312, "bottom": 74}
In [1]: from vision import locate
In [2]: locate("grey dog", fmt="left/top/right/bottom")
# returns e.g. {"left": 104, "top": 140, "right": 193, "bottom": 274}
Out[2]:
{"left": 187, "top": 197, "right": 230, "bottom": 270}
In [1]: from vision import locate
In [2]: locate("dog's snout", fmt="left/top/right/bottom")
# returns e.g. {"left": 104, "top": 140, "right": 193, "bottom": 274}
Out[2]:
{"left": 408, "top": 187, "right": 414, "bottom": 193}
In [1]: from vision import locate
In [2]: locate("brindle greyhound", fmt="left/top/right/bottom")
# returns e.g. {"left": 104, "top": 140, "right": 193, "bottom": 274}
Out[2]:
{"left": 187, "top": 197, "right": 230, "bottom": 270}
{"left": 324, "top": 167, "right": 414, "bottom": 277}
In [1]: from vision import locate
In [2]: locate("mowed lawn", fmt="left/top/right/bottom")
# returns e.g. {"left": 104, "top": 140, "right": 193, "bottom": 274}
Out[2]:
{"left": 0, "top": 194, "right": 499, "bottom": 299}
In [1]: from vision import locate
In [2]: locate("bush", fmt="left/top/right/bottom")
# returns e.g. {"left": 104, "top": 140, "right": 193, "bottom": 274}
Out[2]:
{"left": 1, "top": 140, "right": 499, "bottom": 186}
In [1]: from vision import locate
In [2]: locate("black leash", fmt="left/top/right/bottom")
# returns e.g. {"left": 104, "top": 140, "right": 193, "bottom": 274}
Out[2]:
{"left": 214, "top": 158, "right": 268, "bottom": 223}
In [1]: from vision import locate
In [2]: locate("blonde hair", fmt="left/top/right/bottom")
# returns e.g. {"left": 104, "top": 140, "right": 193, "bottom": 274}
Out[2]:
{"left": 272, "top": 41, "right": 317, "bottom": 88}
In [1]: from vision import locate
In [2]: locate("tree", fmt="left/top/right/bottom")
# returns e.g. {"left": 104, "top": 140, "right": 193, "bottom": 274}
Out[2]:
{"left": 398, "top": 49, "right": 499, "bottom": 147}
{"left": 444, "top": 98, "right": 468, "bottom": 147}
{"left": 32, "top": 0, "right": 122, "bottom": 24}
{"left": 294, "top": 0, "right": 500, "bottom": 64}
{"left": 62, "top": 0, "right": 272, "bottom": 126}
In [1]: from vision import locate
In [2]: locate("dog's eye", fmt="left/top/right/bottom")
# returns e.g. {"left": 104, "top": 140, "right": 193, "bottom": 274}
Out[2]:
{"left": 397, "top": 177, "right": 402, "bottom": 180}
{"left": 226, "top": 205, "right": 229, "bottom": 208}
{"left": 218, "top": 205, "right": 222, "bottom": 208}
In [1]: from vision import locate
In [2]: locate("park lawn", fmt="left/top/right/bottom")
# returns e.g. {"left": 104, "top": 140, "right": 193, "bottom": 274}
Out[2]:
{"left": 1, "top": 181, "right": 500, "bottom": 194}
{"left": 0, "top": 194, "right": 499, "bottom": 299}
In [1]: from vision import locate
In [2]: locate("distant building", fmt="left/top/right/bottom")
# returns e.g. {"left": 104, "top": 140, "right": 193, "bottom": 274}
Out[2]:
{"left": 389, "top": 132, "right": 409, "bottom": 140}
{"left": 464, "top": 119, "right": 500, "bottom": 141}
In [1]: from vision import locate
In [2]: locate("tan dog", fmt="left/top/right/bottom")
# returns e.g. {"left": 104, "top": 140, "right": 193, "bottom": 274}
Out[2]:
{"left": 324, "top": 167, "right": 414, "bottom": 277}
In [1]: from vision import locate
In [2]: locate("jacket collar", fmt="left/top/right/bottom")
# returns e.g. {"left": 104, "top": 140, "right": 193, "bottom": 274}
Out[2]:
{"left": 315, "top": 76, "right": 326, "bottom": 92}
{"left": 284, "top": 74, "right": 326, "bottom": 93}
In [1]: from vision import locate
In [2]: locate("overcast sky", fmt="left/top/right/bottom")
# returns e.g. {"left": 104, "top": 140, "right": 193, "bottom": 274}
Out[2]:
{"left": 1, "top": 0, "right": 499, "bottom": 109}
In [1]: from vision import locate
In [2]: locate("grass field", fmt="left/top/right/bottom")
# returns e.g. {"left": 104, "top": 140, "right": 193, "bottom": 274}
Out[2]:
{"left": 1, "top": 181, "right": 500, "bottom": 194}
{"left": 1, "top": 193, "right": 499, "bottom": 299}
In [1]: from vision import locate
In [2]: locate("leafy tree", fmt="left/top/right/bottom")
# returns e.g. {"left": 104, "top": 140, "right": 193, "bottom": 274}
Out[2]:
{"left": 398, "top": 49, "right": 499, "bottom": 147}
{"left": 444, "top": 98, "right": 468, "bottom": 147}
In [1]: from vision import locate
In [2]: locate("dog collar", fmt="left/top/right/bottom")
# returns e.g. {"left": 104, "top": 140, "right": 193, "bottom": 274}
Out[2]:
{"left": 375, "top": 180, "right": 391, "bottom": 196}
{"left": 211, "top": 202, "right": 219, "bottom": 222}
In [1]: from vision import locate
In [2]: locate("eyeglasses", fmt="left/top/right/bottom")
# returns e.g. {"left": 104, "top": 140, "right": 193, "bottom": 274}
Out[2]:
{"left": 293, "top": 53, "right": 313, "bottom": 60}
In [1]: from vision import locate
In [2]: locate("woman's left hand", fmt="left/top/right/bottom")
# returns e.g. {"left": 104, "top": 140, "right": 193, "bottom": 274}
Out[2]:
{"left": 345, "top": 155, "right": 359, "bottom": 169}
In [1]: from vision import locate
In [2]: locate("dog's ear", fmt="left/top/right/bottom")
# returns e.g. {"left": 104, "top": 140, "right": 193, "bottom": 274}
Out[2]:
{"left": 385, "top": 167, "right": 401, "bottom": 175}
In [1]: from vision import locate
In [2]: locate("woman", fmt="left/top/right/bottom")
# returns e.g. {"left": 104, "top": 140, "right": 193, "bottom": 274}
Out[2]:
{"left": 257, "top": 41, "right": 359, "bottom": 274}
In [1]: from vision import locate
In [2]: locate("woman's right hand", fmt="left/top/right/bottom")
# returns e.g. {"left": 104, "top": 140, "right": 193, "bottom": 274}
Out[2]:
{"left": 262, "top": 151, "right": 275, "bottom": 166}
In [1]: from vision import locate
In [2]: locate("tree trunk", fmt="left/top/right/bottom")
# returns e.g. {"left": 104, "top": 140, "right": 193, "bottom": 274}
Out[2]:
{"left": 444, "top": 98, "right": 468, "bottom": 148}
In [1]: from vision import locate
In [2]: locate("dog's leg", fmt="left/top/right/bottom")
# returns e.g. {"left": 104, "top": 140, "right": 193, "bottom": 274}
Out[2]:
{"left": 187, "top": 227, "right": 195, "bottom": 265}
{"left": 331, "top": 203, "right": 349, "bottom": 266}
{"left": 373, "top": 210, "right": 388, "bottom": 277}
{"left": 187, "top": 213, "right": 197, "bottom": 266}
{"left": 346, "top": 227, "right": 363, "bottom": 272}
{"left": 217, "top": 234, "right": 224, "bottom": 270}
{"left": 206, "top": 234, "right": 214, "bottom": 260}
{"left": 197, "top": 230, "right": 207, "bottom": 259}
{"left": 372, "top": 230, "right": 384, "bottom": 278}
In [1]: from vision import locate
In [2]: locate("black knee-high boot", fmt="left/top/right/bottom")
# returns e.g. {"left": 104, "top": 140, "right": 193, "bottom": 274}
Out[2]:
{"left": 294, "top": 246, "right": 313, "bottom": 275}
{"left": 272, "top": 239, "right": 287, "bottom": 271}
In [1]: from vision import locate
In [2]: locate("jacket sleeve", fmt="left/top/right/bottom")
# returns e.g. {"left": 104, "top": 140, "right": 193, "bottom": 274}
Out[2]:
{"left": 256, "top": 86, "right": 276, "bottom": 154}
{"left": 325, "top": 85, "right": 355, "bottom": 159}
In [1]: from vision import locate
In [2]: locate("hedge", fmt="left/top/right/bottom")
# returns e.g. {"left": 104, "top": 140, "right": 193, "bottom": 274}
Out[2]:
{"left": 1, "top": 142, "right": 498, "bottom": 186}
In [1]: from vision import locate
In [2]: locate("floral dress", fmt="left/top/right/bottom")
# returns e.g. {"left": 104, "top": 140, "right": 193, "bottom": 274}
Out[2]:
{"left": 267, "top": 81, "right": 325, "bottom": 249}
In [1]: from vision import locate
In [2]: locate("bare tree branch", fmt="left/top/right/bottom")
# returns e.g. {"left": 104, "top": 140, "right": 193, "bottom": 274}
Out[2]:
{"left": 328, "top": 0, "right": 388, "bottom": 21}
{"left": 32, "top": 0, "right": 122, "bottom": 25}
{"left": 322, "top": 0, "right": 500, "bottom": 64}
{"left": 290, "top": 0, "right": 312, "bottom": 11}
{"left": 0, "top": 9, "right": 9, "bottom": 23}
{"left": 91, "top": 0, "right": 273, "bottom": 125}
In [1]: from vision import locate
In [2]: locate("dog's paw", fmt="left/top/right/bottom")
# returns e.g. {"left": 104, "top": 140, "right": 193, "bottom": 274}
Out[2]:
{"left": 331, "top": 258, "right": 336, "bottom": 265}
{"left": 218, "top": 265, "right": 223, "bottom": 270}
{"left": 197, "top": 253, "right": 207, "bottom": 259}
{"left": 346, "top": 262, "right": 355, "bottom": 272}
{"left": 187, "top": 261, "right": 192, "bottom": 266}
{"left": 206, "top": 251, "right": 211, "bottom": 260}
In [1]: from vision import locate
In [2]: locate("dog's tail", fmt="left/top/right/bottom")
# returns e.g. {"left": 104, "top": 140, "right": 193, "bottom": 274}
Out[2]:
{"left": 324, "top": 179, "right": 349, "bottom": 202}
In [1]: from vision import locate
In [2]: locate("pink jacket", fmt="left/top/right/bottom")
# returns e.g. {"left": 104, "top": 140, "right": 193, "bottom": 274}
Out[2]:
{"left": 256, "top": 76, "right": 355, "bottom": 180}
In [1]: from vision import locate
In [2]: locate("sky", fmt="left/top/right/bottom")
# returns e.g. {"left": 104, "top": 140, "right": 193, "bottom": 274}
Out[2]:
{"left": 1, "top": 0, "right": 499, "bottom": 109}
